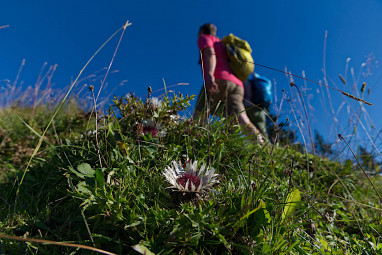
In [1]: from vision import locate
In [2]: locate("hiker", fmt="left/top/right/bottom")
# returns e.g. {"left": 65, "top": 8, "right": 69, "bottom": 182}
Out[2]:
{"left": 193, "top": 23, "right": 264, "bottom": 143}
{"left": 244, "top": 73, "right": 272, "bottom": 141}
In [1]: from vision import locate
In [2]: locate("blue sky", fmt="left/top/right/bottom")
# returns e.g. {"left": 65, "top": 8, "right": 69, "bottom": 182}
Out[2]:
{"left": 1, "top": 0, "right": 382, "bottom": 149}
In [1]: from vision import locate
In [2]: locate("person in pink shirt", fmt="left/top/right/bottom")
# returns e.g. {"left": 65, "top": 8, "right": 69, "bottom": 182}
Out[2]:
{"left": 193, "top": 23, "right": 264, "bottom": 143}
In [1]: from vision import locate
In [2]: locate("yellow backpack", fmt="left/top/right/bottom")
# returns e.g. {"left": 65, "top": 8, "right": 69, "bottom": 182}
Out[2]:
{"left": 221, "top": 34, "right": 254, "bottom": 82}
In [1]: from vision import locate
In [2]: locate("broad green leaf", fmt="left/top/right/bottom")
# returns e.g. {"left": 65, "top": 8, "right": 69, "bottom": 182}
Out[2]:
{"left": 77, "top": 181, "right": 91, "bottom": 194}
{"left": 77, "top": 163, "right": 95, "bottom": 177}
{"left": 68, "top": 166, "right": 85, "bottom": 179}
{"left": 132, "top": 244, "right": 155, "bottom": 255}
{"left": 282, "top": 188, "right": 301, "bottom": 221}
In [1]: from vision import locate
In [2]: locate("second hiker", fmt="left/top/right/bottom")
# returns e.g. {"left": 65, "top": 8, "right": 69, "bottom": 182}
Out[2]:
{"left": 244, "top": 72, "right": 272, "bottom": 141}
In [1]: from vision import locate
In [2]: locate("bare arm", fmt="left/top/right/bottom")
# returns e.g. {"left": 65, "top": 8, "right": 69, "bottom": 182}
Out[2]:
{"left": 200, "top": 47, "right": 218, "bottom": 94}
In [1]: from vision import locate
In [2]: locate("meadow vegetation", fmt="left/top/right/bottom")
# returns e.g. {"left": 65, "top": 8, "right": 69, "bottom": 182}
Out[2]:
{"left": 0, "top": 84, "right": 381, "bottom": 254}
{"left": 1, "top": 24, "right": 382, "bottom": 255}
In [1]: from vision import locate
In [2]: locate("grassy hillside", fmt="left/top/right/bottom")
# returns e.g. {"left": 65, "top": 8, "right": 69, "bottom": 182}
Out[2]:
{"left": 0, "top": 92, "right": 381, "bottom": 254}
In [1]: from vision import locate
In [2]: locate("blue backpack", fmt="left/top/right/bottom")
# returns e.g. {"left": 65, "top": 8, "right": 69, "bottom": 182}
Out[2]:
{"left": 246, "top": 73, "right": 272, "bottom": 109}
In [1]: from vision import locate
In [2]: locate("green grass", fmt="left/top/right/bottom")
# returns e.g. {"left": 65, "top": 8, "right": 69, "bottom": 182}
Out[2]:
{"left": 0, "top": 93, "right": 381, "bottom": 254}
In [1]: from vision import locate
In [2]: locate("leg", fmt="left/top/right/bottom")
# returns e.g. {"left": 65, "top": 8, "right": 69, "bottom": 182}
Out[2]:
{"left": 224, "top": 80, "right": 265, "bottom": 144}
{"left": 245, "top": 105, "right": 268, "bottom": 141}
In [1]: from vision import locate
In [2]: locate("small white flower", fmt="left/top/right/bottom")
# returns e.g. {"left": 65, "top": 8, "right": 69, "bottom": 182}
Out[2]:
{"left": 87, "top": 130, "right": 97, "bottom": 136}
{"left": 163, "top": 160, "right": 219, "bottom": 192}
{"left": 170, "top": 114, "right": 180, "bottom": 122}
{"left": 145, "top": 96, "right": 163, "bottom": 110}
{"left": 80, "top": 130, "right": 97, "bottom": 139}
{"left": 150, "top": 97, "right": 162, "bottom": 109}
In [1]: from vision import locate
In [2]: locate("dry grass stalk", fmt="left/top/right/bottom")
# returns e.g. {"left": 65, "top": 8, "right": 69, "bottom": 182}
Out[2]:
{"left": 0, "top": 234, "right": 116, "bottom": 255}
{"left": 341, "top": 91, "right": 373, "bottom": 105}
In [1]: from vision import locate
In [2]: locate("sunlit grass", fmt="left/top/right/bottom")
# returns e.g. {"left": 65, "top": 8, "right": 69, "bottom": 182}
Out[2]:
{"left": 0, "top": 22, "right": 381, "bottom": 255}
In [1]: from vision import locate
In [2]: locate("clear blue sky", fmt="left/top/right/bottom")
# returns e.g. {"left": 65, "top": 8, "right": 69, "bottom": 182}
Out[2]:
{"left": 1, "top": 0, "right": 382, "bottom": 150}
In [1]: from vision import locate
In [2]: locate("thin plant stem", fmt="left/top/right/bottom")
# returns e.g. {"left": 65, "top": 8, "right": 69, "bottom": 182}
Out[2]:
{"left": 290, "top": 82, "right": 315, "bottom": 156}
{"left": 95, "top": 20, "right": 131, "bottom": 103}
{"left": 338, "top": 134, "right": 382, "bottom": 204}
{"left": 287, "top": 98, "right": 309, "bottom": 185}
{"left": 81, "top": 209, "right": 96, "bottom": 247}
{"left": 199, "top": 49, "right": 212, "bottom": 166}
{"left": 90, "top": 86, "right": 103, "bottom": 168}
{"left": 86, "top": 19, "right": 132, "bottom": 135}
{"left": 290, "top": 82, "right": 317, "bottom": 192}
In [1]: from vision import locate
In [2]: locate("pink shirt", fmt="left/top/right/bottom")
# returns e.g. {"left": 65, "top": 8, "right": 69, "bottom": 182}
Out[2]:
{"left": 198, "top": 34, "right": 243, "bottom": 88}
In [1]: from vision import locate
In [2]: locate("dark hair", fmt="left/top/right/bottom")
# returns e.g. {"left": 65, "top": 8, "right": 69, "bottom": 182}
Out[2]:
{"left": 199, "top": 23, "right": 217, "bottom": 36}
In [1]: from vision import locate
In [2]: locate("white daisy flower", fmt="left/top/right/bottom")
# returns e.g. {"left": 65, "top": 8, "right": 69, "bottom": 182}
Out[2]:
{"left": 163, "top": 160, "right": 219, "bottom": 192}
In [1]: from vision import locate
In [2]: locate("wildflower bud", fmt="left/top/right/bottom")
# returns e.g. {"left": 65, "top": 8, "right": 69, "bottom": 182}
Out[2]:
{"left": 147, "top": 86, "right": 152, "bottom": 94}
{"left": 89, "top": 85, "right": 94, "bottom": 91}
{"left": 339, "top": 74, "right": 347, "bottom": 84}
{"left": 361, "top": 82, "right": 366, "bottom": 93}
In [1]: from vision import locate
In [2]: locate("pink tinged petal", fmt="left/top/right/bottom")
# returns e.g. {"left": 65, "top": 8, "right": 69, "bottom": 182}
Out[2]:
{"left": 185, "top": 179, "right": 190, "bottom": 192}
{"left": 191, "top": 182, "right": 196, "bottom": 192}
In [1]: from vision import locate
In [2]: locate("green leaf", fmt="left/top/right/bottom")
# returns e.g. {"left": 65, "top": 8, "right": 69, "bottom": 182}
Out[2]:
{"left": 77, "top": 181, "right": 91, "bottom": 194}
{"left": 77, "top": 163, "right": 95, "bottom": 177}
{"left": 95, "top": 169, "right": 105, "bottom": 187}
{"left": 282, "top": 188, "right": 301, "bottom": 221}
{"left": 132, "top": 244, "right": 155, "bottom": 255}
